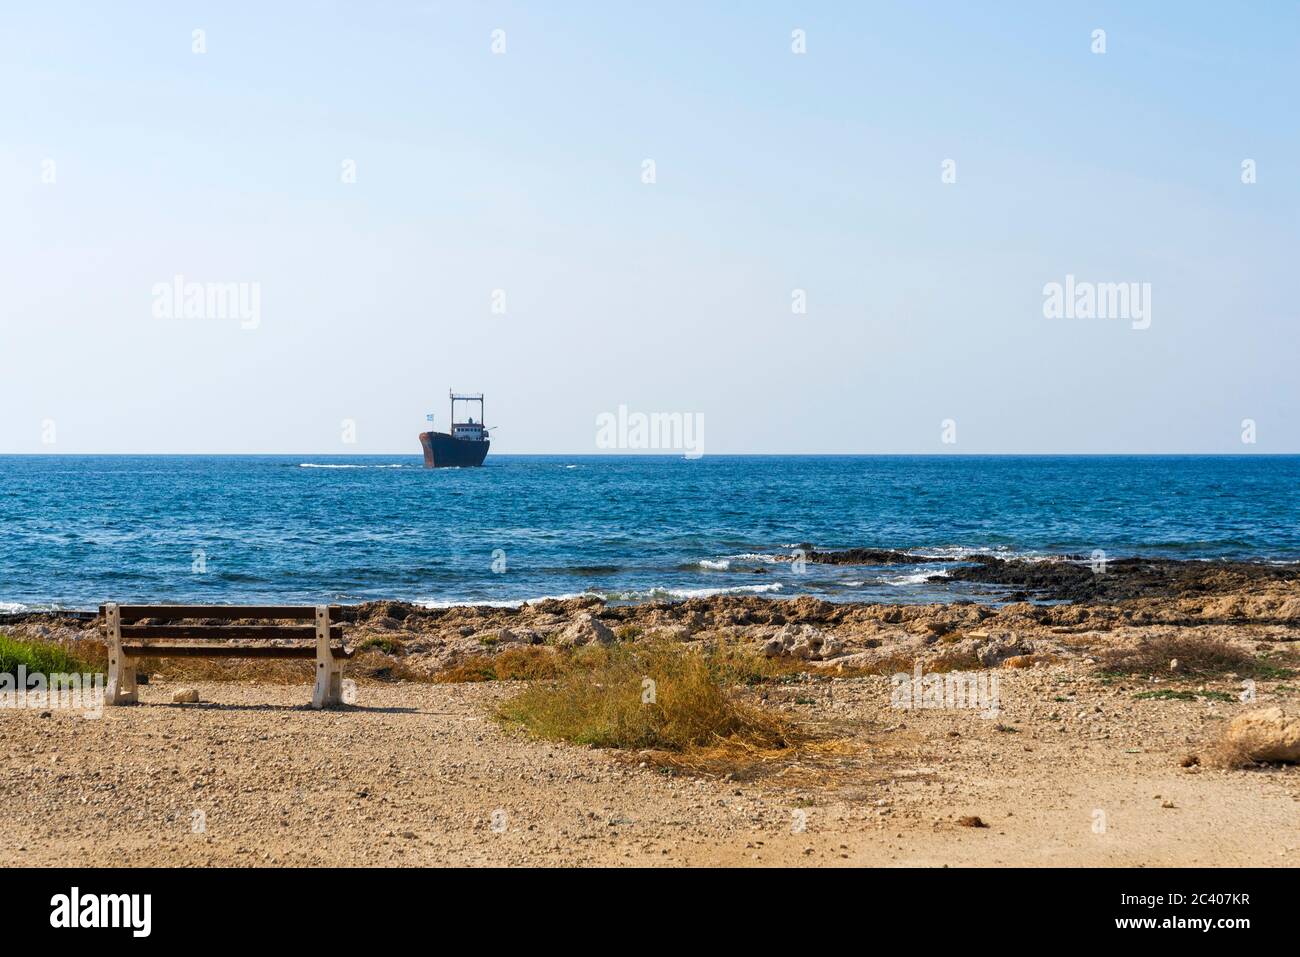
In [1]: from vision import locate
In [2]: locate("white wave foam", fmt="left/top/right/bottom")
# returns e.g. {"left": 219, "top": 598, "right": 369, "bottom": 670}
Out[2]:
{"left": 415, "top": 582, "right": 785, "bottom": 608}
{"left": 905, "top": 545, "right": 1012, "bottom": 559}
{"left": 726, "top": 552, "right": 785, "bottom": 564}
{"left": 886, "top": 569, "right": 950, "bottom": 586}
{"left": 418, "top": 599, "right": 526, "bottom": 609}
{"left": 698, "top": 558, "right": 731, "bottom": 570}
{"left": 415, "top": 590, "right": 604, "bottom": 610}
{"left": 0, "top": 601, "right": 30, "bottom": 614}
{"left": 903, "top": 545, "right": 1067, "bottom": 562}
{"left": 653, "top": 583, "right": 784, "bottom": 600}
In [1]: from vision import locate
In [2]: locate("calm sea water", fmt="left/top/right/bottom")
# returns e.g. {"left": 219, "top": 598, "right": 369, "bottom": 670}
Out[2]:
{"left": 2, "top": 455, "right": 1297, "bottom": 611}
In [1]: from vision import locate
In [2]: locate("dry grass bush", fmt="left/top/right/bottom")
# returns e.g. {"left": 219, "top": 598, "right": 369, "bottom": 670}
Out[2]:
{"left": 855, "top": 651, "right": 919, "bottom": 676}
{"left": 1201, "top": 734, "right": 1260, "bottom": 770}
{"left": 1200, "top": 713, "right": 1300, "bottom": 770}
{"left": 710, "top": 643, "right": 909, "bottom": 682}
{"left": 1097, "top": 634, "right": 1257, "bottom": 678}
{"left": 644, "top": 734, "right": 860, "bottom": 781}
{"left": 497, "top": 640, "right": 802, "bottom": 753}
{"left": 926, "top": 649, "right": 986, "bottom": 673}
{"left": 434, "top": 646, "right": 564, "bottom": 683}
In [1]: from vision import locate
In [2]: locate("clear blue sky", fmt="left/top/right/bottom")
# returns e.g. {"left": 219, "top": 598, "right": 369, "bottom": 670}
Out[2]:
{"left": 2, "top": 1, "right": 1296, "bottom": 453}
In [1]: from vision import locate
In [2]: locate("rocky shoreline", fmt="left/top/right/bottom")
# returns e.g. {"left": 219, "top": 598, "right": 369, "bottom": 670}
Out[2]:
{"left": 3, "top": 555, "right": 1297, "bottom": 678}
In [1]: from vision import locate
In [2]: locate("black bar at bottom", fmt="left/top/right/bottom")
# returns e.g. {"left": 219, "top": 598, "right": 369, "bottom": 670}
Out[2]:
{"left": 0, "top": 867, "right": 1285, "bottom": 943}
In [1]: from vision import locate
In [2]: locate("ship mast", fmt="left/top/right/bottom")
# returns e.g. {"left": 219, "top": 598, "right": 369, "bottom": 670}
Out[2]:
{"left": 449, "top": 391, "right": 485, "bottom": 427}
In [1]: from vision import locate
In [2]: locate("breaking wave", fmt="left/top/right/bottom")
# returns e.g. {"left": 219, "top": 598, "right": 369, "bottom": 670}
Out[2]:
{"left": 415, "top": 591, "right": 606, "bottom": 609}
{"left": 601, "top": 583, "right": 785, "bottom": 601}
{"left": 414, "top": 582, "right": 785, "bottom": 608}
{"left": 886, "top": 569, "right": 950, "bottom": 586}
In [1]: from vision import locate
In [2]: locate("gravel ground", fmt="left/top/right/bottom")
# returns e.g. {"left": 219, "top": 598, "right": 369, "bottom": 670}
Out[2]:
{"left": 2, "top": 667, "right": 1296, "bottom": 867}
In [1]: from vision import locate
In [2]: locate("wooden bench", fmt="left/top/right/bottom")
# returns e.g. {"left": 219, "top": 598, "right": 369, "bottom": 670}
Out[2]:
{"left": 99, "top": 604, "right": 354, "bottom": 708}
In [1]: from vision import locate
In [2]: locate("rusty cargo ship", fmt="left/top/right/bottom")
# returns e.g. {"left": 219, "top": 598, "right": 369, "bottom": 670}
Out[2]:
{"left": 419, "top": 392, "right": 491, "bottom": 468}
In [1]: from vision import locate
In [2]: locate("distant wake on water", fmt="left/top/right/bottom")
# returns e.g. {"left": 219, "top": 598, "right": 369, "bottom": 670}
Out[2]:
{"left": 298, "top": 463, "right": 408, "bottom": 469}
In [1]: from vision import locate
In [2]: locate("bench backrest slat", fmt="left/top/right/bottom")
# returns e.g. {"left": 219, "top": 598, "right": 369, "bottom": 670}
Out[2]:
{"left": 100, "top": 604, "right": 342, "bottom": 623}
{"left": 119, "top": 624, "right": 343, "bottom": 641}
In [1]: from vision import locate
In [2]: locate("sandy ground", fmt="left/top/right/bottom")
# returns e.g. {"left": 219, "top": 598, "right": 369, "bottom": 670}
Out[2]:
{"left": 3, "top": 557, "right": 1297, "bottom": 867}
{"left": 2, "top": 667, "right": 1296, "bottom": 867}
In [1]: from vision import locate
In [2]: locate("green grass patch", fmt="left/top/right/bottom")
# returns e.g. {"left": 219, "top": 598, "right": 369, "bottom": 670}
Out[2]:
{"left": 1133, "top": 689, "right": 1235, "bottom": 703}
{"left": 0, "top": 633, "right": 98, "bottom": 678}
{"left": 1250, "top": 661, "right": 1297, "bottom": 681}
{"left": 356, "top": 635, "right": 404, "bottom": 655}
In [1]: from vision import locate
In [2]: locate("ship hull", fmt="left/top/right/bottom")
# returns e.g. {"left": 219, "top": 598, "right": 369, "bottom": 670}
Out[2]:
{"left": 419, "top": 431, "right": 490, "bottom": 468}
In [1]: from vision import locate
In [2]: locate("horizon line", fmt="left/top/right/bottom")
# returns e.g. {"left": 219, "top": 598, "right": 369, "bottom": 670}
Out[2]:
{"left": 2, "top": 451, "right": 1297, "bottom": 458}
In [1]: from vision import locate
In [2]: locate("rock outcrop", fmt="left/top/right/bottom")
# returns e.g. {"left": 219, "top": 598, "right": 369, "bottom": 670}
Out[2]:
{"left": 763, "top": 624, "right": 844, "bottom": 661}
{"left": 1223, "top": 708, "right": 1300, "bottom": 763}
{"left": 555, "top": 613, "right": 615, "bottom": 648}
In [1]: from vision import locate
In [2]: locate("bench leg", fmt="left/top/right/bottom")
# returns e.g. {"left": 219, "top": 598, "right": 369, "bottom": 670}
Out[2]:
{"left": 312, "top": 604, "right": 343, "bottom": 708}
{"left": 108, "top": 660, "right": 138, "bottom": 705}
{"left": 312, "top": 660, "right": 345, "bottom": 709}
{"left": 104, "top": 603, "right": 137, "bottom": 705}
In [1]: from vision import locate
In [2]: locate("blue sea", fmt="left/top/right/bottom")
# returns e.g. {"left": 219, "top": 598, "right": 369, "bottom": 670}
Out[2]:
{"left": 2, "top": 455, "right": 1297, "bottom": 612}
